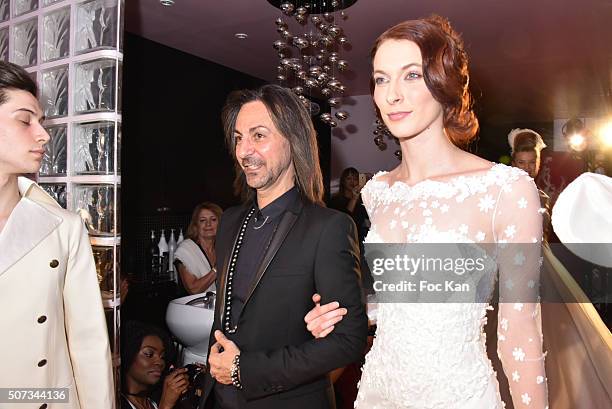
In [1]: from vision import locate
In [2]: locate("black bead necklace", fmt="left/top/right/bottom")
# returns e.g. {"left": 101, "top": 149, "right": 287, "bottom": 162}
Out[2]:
{"left": 223, "top": 207, "right": 256, "bottom": 333}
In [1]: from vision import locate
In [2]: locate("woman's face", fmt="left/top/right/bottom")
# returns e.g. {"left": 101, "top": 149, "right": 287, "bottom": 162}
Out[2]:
{"left": 197, "top": 208, "right": 218, "bottom": 240}
{"left": 342, "top": 172, "right": 358, "bottom": 192}
{"left": 372, "top": 39, "right": 444, "bottom": 140}
{"left": 512, "top": 151, "right": 539, "bottom": 178}
{"left": 127, "top": 335, "right": 166, "bottom": 387}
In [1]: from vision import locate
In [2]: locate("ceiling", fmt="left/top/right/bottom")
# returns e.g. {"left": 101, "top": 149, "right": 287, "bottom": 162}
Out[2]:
{"left": 125, "top": 0, "right": 612, "bottom": 123}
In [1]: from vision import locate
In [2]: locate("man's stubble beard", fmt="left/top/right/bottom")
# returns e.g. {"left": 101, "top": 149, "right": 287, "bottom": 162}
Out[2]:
{"left": 244, "top": 151, "right": 293, "bottom": 191}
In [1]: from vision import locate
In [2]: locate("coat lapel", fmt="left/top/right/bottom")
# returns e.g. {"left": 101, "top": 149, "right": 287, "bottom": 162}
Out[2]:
{"left": 241, "top": 199, "right": 303, "bottom": 313}
{"left": 0, "top": 178, "right": 62, "bottom": 276}
{"left": 216, "top": 204, "right": 252, "bottom": 323}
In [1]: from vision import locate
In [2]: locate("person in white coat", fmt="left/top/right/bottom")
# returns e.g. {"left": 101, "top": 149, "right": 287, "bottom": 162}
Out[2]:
{"left": 0, "top": 61, "right": 114, "bottom": 408}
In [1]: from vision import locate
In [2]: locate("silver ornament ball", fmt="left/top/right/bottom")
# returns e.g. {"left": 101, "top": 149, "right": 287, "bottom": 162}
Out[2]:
{"left": 328, "top": 97, "right": 341, "bottom": 107}
{"left": 335, "top": 110, "right": 349, "bottom": 120}
{"left": 280, "top": 2, "right": 295, "bottom": 15}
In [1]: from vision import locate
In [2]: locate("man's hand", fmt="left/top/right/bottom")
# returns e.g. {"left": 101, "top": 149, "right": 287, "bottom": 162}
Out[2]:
{"left": 159, "top": 367, "right": 189, "bottom": 409}
{"left": 304, "top": 293, "right": 346, "bottom": 338}
{"left": 208, "top": 330, "right": 240, "bottom": 385}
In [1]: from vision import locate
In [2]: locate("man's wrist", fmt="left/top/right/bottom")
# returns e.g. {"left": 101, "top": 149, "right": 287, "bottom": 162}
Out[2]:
{"left": 230, "top": 353, "right": 243, "bottom": 389}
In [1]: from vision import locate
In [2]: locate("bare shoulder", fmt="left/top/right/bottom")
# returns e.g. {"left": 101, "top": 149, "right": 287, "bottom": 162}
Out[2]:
{"left": 451, "top": 150, "right": 493, "bottom": 173}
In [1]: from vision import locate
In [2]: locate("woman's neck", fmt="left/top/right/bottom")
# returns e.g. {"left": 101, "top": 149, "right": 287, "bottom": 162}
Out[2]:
{"left": 124, "top": 377, "right": 148, "bottom": 397}
{"left": 197, "top": 236, "right": 214, "bottom": 250}
{"left": 396, "top": 127, "right": 463, "bottom": 183}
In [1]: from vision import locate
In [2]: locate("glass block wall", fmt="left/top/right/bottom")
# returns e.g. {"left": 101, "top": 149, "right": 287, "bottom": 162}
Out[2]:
{"left": 1, "top": 0, "right": 123, "bottom": 401}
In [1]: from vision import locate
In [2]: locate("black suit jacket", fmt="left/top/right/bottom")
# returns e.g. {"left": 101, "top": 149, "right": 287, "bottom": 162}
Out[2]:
{"left": 199, "top": 196, "right": 368, "bottom": 409}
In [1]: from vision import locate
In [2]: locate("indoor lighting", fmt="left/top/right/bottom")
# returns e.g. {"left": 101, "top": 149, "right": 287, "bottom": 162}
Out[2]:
{"left": 562, "top": 117, "right": 588, "bottom": 152}
{"left": 598, "top": 121, "right": 612, "bottom": 147}
{"left": 568, "top": 133, "right": 587, "bottom": 152}
{"left": 268, "top": 0, "right": 357, "bottom": 127}
{"left": 160, "top": 0, "right": 175, "bottom": 6}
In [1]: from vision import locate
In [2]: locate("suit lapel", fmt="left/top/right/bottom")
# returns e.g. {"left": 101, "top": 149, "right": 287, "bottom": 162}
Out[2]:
{"left": 0, "top": 181, "right": 63, "bottom": 276}
{"left": 216, "top": 205, "right": 252, "bottom": 323}
{"left": 241, "top": 200, "right": 303, "bottom": 313}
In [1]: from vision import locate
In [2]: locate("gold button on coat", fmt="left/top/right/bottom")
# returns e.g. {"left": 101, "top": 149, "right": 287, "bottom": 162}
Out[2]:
{"left": 49, "top": 260, "right": 59, "bottom": 268}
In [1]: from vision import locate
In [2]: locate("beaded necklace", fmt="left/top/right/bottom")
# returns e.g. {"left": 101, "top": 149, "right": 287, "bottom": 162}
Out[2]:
{"left": 223, "top": 207, "right": 256, "bottom": 333}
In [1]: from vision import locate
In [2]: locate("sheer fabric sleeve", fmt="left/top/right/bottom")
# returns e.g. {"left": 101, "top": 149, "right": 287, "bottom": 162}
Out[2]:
{"left": 493, "top": 173, "right": 548, "bottom": 408}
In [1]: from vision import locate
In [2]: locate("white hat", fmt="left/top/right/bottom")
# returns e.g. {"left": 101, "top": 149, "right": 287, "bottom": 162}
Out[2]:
{"left": 552, "top": 172, "right": 612, "bottom": 267}
{"left": 507, "top": 128, "right": 547, "bottom": 154}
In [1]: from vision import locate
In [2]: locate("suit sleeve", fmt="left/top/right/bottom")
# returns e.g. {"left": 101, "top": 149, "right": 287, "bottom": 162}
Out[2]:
{"left": 63, "top": 215, "right": 115, "bottom": 408}
{"left": 239, "top": 212, "right": 368, "bottom": 399}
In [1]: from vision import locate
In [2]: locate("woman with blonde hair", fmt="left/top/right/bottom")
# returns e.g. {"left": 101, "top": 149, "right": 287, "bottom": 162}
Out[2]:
{"left": 174, "top": 202, "right": 222, "bottom": 295}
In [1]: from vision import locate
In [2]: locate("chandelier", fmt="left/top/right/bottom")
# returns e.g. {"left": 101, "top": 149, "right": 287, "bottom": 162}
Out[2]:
{"left": 267, "top": 1, "right": 357, "bottom": 127}
{"left": 373, "top": 119, "right": 401, "bottom": 160}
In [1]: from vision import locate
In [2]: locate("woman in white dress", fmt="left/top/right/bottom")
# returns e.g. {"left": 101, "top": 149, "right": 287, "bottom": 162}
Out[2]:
{"left": 306, "top": 16, "right": 548, "bottom": 408}
{"left": 174, "top": 202, "right": 222, "bottom": 295}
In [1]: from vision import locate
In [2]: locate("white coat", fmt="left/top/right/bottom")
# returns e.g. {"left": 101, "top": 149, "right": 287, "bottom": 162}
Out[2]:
{"left": 0, "top": 177, "right": 115, "bottom": 408}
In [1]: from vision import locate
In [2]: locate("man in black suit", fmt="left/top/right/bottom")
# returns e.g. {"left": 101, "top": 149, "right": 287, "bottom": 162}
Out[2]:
{"left": 199, "top": 84, "right": 368, "bottom": 409}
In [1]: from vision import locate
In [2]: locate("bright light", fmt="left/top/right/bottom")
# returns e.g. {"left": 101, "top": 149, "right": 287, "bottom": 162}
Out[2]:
{"left": 568, "top": 133, "right": 587, "bottom": 152}
{"left": 598, "top": 121, "right": 612, "bottom": 147}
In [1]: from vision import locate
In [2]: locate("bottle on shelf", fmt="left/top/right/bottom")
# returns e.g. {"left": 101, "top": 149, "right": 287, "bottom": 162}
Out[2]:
{"left": 158, "top": 229, "right": 169, "bottom": 276}
{"left": 177, "top": 228, "right": 184, "bottom": 246}
{"left": 147, "top": 230, "right": 159, "bottom": 280}
{"left": 168, "top": 229, "right": 177, "bottom": 281}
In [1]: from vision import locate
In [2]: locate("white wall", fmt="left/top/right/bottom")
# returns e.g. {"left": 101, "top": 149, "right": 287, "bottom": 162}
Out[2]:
{"left": 330, "top": 94, "right": 399, "bottom": 192}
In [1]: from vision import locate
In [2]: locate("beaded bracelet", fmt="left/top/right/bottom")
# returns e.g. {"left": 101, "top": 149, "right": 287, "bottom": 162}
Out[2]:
{"left": 230, "top": 354, "right": 243, "bottom": 389}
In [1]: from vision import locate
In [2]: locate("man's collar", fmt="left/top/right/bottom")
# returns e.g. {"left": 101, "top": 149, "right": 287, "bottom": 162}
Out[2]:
{"left": 17, "top": 176, "right": 36, "bottom": 197}
{"left": 255, "top": 186, "right": 300, "bottom": 218}
{"left": 0, "top": 178, "right": 63, "bottom": 275}
{"left": 17, "top": 176, "right": 61, "bottom": 208}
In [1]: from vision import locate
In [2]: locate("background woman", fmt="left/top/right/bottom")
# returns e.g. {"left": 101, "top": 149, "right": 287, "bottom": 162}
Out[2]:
{"left": 121, "top": 321, "right": 189, "bottom": 409}
{"left": 174, "top": 202, "right": 222, "bottom": 295}
{"left": 329, "top": 167, "right": 362, "bottom": 215}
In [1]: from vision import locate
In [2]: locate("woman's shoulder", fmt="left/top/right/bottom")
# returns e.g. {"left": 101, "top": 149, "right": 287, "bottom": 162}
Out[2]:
{"left": 177, "top": 238, "right": 197, "bottom": 250}
{"left": 487, "top": 163, "right": 536, "bottom": 187}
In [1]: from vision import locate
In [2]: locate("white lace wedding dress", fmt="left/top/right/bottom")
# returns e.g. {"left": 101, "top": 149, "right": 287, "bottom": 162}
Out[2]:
{"left": 355, "top": 164, "right": 548, "bottom": 409}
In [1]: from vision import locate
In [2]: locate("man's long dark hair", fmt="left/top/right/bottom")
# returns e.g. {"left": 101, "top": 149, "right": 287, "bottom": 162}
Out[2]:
{"left": 222, "top": 84, "right": 324, "bottom": 205}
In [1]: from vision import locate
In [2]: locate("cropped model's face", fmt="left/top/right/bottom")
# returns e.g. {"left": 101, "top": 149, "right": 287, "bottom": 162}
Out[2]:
{"left": 0, "top": 89, "right": 49, "bottom": 176}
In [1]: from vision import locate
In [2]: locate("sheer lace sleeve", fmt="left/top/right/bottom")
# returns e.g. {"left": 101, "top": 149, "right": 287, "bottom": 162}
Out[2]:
{"left": 494, "top": 172, "right": 548, "bottom": 408}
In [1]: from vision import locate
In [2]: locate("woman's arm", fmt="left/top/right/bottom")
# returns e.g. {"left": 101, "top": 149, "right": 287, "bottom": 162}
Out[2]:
{"left": 494, "top": 172, "right": 548, "bottom": 409}
{"left": 177, "top": 262, "right": 216, "bottom": 294}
